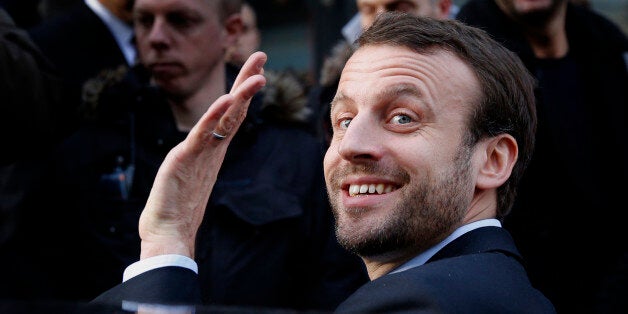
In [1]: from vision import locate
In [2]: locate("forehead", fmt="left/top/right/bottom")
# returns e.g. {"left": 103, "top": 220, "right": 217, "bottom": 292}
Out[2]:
{"left": 335, "top": 44, "right": 479, "bottom": 111}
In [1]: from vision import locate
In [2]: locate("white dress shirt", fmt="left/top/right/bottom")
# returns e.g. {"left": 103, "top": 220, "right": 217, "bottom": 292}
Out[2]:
{"left": 390, "top": 219, "right": 502, "bottom": 274}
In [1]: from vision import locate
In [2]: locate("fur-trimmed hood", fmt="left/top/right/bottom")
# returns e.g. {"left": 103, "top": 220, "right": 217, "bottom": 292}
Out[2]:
{"left": 259, "top": 68, "right": 312, "bottom": 124}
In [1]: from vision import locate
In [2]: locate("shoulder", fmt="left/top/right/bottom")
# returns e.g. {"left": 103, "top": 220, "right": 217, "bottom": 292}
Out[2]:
{"left": 456, "top": 0, "right": 500, "bottom": 25}
{"left": 259, "top": 69, "right": 314, "bottom": 125}
{"left": 566, "top": 4, "right": 628, "bottom": 52}
{"left": 232, "top": 64, "right": 320, "bottom": 138}
{"left": 337, "top": 254, "right": 555, "bottom": 313}
{"left": 337, "top": 227, "right": 555, "bottom": 313}
{"left": 28, "top": 2, "right": 90, "bottom": 30}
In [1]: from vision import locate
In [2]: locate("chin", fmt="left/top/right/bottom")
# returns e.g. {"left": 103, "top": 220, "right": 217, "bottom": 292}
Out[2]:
{"left": 514, "top": 0, "right": 556, "bottom": 14}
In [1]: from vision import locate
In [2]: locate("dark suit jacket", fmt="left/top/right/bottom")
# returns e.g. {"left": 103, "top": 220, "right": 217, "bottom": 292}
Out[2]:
{"left": 28, "top": 1, "right": 128, "bottom": 88}
{"left": 336, "top": 227, "right": 555, "bottom": 313}
{"left": 93, "top": 227, "right": 555, "bottom": 313}
{"left": 27, "top": 1, "right": 129, "bottom": 137}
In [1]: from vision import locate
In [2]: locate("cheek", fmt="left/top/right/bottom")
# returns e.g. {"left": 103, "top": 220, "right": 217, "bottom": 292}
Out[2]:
{"left": 184, "top": 41, "right": 222, "bottom": 68}
{"left": 323, "top": 148, "right": 336, "bottom": 181}
{"left": 360, "top": 17, "right": 373, "bottom": 29}
{"left": 134, "top": 34, "right": 149, "bottom": 51}
{"left": 393, "top": 142, "right": 448, "bottom": 182}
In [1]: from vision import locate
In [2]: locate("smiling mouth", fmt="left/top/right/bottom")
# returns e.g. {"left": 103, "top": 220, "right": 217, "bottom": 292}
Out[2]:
{"left": 348, "top": 183, "right": 398, "bottom": 196}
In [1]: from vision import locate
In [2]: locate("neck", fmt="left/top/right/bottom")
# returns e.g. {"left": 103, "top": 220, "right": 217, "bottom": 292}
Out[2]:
{"left": 522, "top": 2, "right": 569, "bottom": 59}
{"left": 168, "top": 64, "right": 227, "bottom": 132}
{"left": 361, "top": 251, "right": 414, "bottom": 280}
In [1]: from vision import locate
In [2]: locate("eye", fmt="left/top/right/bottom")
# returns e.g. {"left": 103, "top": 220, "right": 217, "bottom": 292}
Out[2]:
{"left": 167, "top": 13, "right": 196, "bottom": 30}
{"left": 391, "top": 114, "right": 412, "bottom": 125}
{"left": 134, "top": 13, "right": 154, "bottom": 29}
{"left": 340, "top": 118, "right": 352, "bottom": 129}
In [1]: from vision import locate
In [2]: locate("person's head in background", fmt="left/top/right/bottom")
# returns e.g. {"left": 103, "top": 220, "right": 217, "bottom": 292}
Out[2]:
{"left": 357, "top": 0, "right": 452, "bottom": 29}
{"left": 325, "top": 12, "right": 536, "bottom": 275}
{"left": 132, "top": 0, "right": 242, "bottom": 110}
{"left": 225, "top": 1, "right": 260, "bottom": 67}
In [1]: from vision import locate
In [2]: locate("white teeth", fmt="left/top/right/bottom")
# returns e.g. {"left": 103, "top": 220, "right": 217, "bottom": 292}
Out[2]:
{"left": 349, "top": 185, "right": 360, "bottom": 196}
{"left": 348, "top": 183, "right": 396, "bottom": 196}
{"left": 359, "top": 185, "right": 368, "bottom": 194}
{"left": 376, "top": 184, "right": 384, "bottom": 194}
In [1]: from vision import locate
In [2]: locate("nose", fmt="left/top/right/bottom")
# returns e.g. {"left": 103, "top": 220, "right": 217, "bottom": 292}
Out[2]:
{"left": 337, "top": 114, "right": 383, "bottom": 162}
{"left": 146, "top": 17, "right": 171, "bottom": 50}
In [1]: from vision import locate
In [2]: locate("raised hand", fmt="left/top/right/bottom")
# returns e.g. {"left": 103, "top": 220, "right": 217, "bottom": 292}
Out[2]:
{"left": 138, "top": 52, "right": 267, "bottom": 259}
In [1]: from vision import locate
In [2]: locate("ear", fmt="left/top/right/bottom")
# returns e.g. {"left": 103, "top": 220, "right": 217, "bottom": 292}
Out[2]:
{"left": 476, "top": 134, "right": 518, "bottom": 190}
{"left": 437, "top": 0, "right": 453, "bottom": 19}
{"left": 223, "top": 13, "right": 243, "bottom": 47}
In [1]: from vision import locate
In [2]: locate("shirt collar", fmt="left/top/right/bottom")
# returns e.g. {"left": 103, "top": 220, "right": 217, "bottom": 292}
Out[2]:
{"left": 389, "top": 218, "right": 502, "bottom": 275}
{"left": 85, "top": 0, "right": 136, "bottom": 65}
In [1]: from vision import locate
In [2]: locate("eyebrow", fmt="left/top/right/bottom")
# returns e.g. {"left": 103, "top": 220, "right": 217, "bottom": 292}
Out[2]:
{"left": 331, "top": 83, "right": 424, "bottom": 112}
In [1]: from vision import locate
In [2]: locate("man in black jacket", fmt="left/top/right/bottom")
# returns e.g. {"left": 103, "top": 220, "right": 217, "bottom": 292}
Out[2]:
{"left": 93, "top": 13, "right": 555, "bottom": 313}
{"left": 456, "top": 1, "right": 628, "bottom": 312}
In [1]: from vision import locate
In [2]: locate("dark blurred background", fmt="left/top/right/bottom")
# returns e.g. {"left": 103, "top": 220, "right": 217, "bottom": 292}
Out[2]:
{"left": 1, "top": 0, "right": 625, "bottom": 82}
{"left": 251, "top": 0, "right": 626, "bottom": 81}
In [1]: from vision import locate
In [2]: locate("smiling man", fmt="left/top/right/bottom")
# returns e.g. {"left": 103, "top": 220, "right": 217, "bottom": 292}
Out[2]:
{"left": 93, "top": 13, "right": 555, "bottom": 312}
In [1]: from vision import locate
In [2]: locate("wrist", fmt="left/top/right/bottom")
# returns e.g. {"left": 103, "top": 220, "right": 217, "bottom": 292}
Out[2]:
{"left": 140, "top": 238, "right": 195, "bottom": 260}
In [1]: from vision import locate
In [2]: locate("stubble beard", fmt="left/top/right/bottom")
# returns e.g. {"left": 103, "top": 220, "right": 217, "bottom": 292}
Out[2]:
{"left": 329, "top": 145, "right": 474, "bottom": 260}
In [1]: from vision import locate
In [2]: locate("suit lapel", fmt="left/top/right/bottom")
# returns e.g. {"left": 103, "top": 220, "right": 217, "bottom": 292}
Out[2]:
{"left": 427, "top": 226, "right": 523, "bottom": 264}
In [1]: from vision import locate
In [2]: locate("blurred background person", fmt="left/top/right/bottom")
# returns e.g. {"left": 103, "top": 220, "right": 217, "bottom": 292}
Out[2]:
{"left": 27, "top": 0, "right": 136, "bottom": 140}
{"left": 456, "top": 0, "right": 628, "bottom": 313}
{"left": 225, "top": 1, "right": 314, "bottom": 135}
{"left": 225, "top": 1, "right": 260, "bottom": 68}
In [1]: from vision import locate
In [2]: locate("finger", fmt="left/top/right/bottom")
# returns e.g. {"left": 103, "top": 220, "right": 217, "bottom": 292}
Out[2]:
{"left": 215, "top": 73, "right": 266, "bottom": 139}
{"left": 230, "top": 51, "right": 267, "bottom": 94}
{"left": 188, "top": 73, "right": 266, "bottom": 147}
